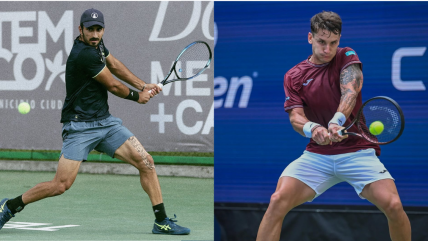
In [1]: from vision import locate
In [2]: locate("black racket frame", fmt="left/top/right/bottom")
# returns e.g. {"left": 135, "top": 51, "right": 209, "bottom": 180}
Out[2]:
{"left": 341, "top": 96, "right": 405, "bottom": 145}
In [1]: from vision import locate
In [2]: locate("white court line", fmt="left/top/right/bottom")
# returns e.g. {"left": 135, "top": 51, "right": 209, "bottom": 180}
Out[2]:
{"left": 4, "top": 222, "right": 80, "bottom": 231}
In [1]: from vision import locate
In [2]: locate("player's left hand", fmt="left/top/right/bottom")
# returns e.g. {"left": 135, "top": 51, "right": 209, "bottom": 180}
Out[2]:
{"left": 328, "top": 123, "right": 348, "bottom": 142}
{"left": 312, "top": 126, "right": 332, "bottom": 145}
{"left": 145, "top": 84, "right": 162, "bottom": 97}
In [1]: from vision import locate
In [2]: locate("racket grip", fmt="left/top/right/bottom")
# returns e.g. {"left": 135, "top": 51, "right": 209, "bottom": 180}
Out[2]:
{"left": 327, "top": 130, "right": 349, "bottom": 136}
{"left": 338, "top": 130, "right": 349, "bottom": 135}
{"left": 148, "top": 83, "right": 164, "bottom": 94}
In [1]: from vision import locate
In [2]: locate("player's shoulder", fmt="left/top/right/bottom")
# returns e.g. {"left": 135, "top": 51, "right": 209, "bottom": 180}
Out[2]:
{"left": 75, "top": 45, "right": 101, "bottom": 64}
{"left": 334, "top": 46, "right": 362, "bottom": 70}
{"left": 336, "top": 46, "right": 358, "bottom": 58}
{"left": 285, "top": 59, "right": 307, "bottom": 84}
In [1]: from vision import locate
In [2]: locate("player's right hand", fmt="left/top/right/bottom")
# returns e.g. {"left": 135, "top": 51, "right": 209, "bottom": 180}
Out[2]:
{"left": 328, "top": 123, "right": 348, "bottom": 142}
{"left": 312, "top": 126, "right": 332, "bottom": 145}
{"left": 145, "top": 83, "right": 162, "bottom": 95}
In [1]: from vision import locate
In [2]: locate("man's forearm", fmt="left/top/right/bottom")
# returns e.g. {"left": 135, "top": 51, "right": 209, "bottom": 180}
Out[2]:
{"left": 291, "top": 118, "right": 307, "bottom": 137}
{"left": 108, "top": 58, "right": 145, "bottom": 90}
{"left": 337, "top": 89, "right": 357, "bottom": 118}
{"left": 289, "top": 109, "right": 312, "bottom": 137}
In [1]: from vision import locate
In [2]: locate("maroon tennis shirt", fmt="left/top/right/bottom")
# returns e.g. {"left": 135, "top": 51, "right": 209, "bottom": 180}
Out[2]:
{"left": 283, "top": 47, "right": 381, "bottom": 156}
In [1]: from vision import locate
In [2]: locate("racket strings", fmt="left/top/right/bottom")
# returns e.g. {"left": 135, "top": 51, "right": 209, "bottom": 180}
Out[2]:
{"left": 358, "top": 116, "right": 379, "bottom": 143}
{"left": 175, "top": 42, "right": 211, "bottom": 79}
{"left": 358, "top": 99, "right": 403, "bottom": 144}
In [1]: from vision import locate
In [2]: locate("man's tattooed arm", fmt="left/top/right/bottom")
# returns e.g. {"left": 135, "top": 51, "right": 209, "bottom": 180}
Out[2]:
{"left": 338, "top": 64, "right": 363, "bottom": 118}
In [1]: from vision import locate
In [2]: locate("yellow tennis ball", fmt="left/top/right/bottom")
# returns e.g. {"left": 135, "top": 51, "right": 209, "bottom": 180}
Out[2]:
{"left": 369, "top": 121, "right": 384, "bottom": 135}
{"left": 18, "top": 102, "right": 31, "bottom": 114}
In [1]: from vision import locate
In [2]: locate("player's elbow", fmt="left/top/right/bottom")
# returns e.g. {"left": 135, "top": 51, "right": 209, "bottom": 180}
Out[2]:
{"left": 106, "top": 82, "right": 123, "bottom": 95}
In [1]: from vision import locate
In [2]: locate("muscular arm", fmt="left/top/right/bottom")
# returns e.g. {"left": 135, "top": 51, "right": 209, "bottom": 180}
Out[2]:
{"left": 94, "top": 67, "right": 151, "bottom": 104}
{"left": 328, "top": 63, "right": 363, "bottom": 141}
{"left": 289, "top": 108, "right": 310, "bottom": 137}
{"left": 337, "top": 63, "right": 363, "bottom": 118}
{"left": 106, "top": 54, "right": 146, "bottom": 90}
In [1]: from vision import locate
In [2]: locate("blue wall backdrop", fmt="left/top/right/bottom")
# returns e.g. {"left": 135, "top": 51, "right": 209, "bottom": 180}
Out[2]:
{"left": 214, "top": 2, "right": 428, "bottom": 206}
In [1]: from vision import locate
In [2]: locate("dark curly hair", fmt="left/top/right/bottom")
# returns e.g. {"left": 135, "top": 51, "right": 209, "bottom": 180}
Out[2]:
{"left": 310, "top": 11, "right": 342, "bottom": 36}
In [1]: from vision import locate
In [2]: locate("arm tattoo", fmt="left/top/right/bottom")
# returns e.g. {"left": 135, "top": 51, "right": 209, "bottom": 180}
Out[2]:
{"left": 339, "top": 64, "right": 363, "bottom": 117}
{"left": 128, "top": 136, "right": 155, "bottom": 170}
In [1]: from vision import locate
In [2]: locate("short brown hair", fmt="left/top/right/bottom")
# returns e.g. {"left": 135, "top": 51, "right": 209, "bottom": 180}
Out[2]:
{"left": 310, "top": 11, "right": 342, "bottom": 35}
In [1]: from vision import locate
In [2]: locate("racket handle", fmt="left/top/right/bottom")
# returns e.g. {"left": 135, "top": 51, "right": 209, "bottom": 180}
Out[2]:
{"left": 338, "top": 130, "right": 349, "bottom": 136}
{"left": 148, "top": 83, "right": 164, "bottom": 94}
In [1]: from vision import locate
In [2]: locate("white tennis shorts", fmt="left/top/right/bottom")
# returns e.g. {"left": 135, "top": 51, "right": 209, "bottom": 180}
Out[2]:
{"left": 280, "top": 148, "right": 394, "bottom": 201}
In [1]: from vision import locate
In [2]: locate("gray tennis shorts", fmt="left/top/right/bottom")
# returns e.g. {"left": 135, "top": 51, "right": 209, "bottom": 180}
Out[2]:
{"left": 280, "top": 148, "right": 394, "bottom": 201}
{"left": 60, "top": 115, "right": 134, "bottom": 161}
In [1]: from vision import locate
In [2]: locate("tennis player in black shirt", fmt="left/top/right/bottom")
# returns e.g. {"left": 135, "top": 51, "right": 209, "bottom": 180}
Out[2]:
{"left": 0, "top": 8, "right": 190, "bottom": 235}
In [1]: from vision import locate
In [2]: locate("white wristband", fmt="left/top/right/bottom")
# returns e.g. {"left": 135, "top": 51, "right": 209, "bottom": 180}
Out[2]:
{"left": 328, "top": 112, "right": 346, "bottom": 127}
{"left": 303, "top": 122, "right": 320, "bottom": 138}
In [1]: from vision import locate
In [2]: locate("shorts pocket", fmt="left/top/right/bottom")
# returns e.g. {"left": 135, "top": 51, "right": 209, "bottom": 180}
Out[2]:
{"left": 62, "top": 122, "right": 71, "bottom": 140}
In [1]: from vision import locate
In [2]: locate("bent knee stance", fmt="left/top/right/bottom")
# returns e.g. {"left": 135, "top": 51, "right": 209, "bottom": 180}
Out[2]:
{"left": 50, "top": 181, "right": 72, "bottom": 196}
{"left": 268, "top": 192, "right": 293, "bottom": 215}
{"left": 383, "top": 198, "right": 404, "bottom": 218}
{"left": 270, "top": 192, "right": 283, "bottom": 204}
{"left": 139, "top": 154, "right": 155, "bottom": 172}
{"left": 128, "top": 136, "right": 155, "bottom": 171}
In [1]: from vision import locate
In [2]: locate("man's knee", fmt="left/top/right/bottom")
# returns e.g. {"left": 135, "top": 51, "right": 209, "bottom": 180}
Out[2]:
{"left": 382, "top": 196, "right": 404, "bottom": 217}
{"left": 269, "top": 192, "right": 293, "bottom": 214}
{"left": 52, "top": 181, "right": 72, "bottom": 196}
{"left": 127, "top": 136, "right": 155, "bottom": 172}
{"left": 135, "top": 152, "right": 155, "bottom": 172}
{"left": 270, "top": 192, "right": 283, "bottom": 204}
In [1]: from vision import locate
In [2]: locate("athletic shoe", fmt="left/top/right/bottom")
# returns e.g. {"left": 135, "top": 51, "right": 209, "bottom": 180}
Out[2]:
{"left": 0, "top": 198, "right": 14, "bottom": 230}
{"left": 152, "top": 214, "right": 190, "bottom": 235}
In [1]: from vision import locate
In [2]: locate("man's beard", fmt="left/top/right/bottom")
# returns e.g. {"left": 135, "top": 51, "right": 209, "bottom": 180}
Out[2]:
{"left": 81, "top": 32, "right": 99, "bottom": 47}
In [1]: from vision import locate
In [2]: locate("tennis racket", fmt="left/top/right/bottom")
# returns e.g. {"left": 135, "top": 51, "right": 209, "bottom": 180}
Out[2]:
{"left": 337, "top": 96, "right": 405, "bottom": 145}
{"left": 149, "top": 41, "right": 212, "bottom": 94}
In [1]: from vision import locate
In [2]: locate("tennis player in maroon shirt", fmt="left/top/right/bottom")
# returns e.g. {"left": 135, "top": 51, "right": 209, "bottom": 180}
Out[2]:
{"left": 257, "top": 11, "right": 411, "bottom": 241}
